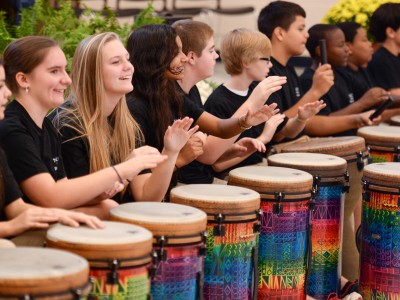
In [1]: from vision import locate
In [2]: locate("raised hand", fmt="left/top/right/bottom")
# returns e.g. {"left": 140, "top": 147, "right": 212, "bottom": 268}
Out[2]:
{"left": 248, "top": 76, "right": 287, "bottom": 107}
{"left": 311, "top": 63, "right": 334, "bottom": 96}
{"left": 243, "top": 103, "right": 280, "bottom": 127}
{"left": 258, "top": 113, "right": 286, "bottom": 144}
{"left": 164, "top": 117, "right": 199, "bottom": 153}
{"left": 298, "top": 100, "right": 326, "bottom": 120}
{"left": 175, "top": 131, "right": 206, "bottom": 168}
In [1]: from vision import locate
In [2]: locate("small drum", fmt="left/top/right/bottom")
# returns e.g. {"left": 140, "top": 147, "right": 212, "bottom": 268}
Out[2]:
{"left": 228, "top": 166, "right": 313, "bottom": 299}
{"left": 358, "top": 125, "right": 400, "bottom": 162}
{"left": 170, "top": 184, "right": 261, "bottom": 300}
{"left": 46, "top": 221, "right": 153, "bottom": 300}
{"left": 359, "top": 162, "right": 400, "bottom": 299}
{"left": 268, "top": 153, "right": 348, "bottom": 299}
{"left": 0, "top": 247, "right": 91, "bottom": 299}
{"left": 110, "top": 202, "right": 207, "bottom": 300}
{"left": 282, "top": 136, "right": 368, "bottom": 280}
{"left": 389, "top": 115, "right": 400, "bottom": 126}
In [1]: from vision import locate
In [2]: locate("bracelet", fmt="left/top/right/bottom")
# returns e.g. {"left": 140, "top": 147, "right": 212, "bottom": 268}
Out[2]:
{"left": 238, "top": 115, "right": 252, "bottom": 131}
{"left": 296, "top": 117, "right": 308, "bottom": 124}
{"left": 111, "top": 165, "right": 124, "bottom": 184}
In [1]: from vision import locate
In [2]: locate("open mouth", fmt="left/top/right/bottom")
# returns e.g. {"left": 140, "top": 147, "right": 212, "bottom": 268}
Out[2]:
{"left": 119, "top": 75, "right": 132, "bottom": 80}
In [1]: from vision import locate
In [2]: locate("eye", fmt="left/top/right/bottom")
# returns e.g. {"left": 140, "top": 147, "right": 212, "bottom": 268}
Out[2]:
{"left": 50, "top": 69, "right": 59, "bottom": 74}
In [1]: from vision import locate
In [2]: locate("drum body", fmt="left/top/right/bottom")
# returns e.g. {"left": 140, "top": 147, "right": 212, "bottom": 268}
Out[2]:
{"left": 0, "top": 247, "right": 90, "bottom": 299}
{"left": 282, "top": 136, "right": 368, "bottom": 280}
{"left": 46, "top": 221, "right": 153, "bottom": 300}
{"left": 170, "top": 184, "right": 261, "bottom": 300}
{"left": 110, "top": 202, "right": 207, "bottom": 300}
{"left": 389, "top": 115, "right": 400, "bottom": 126}
{"left": 359, "top": 162, "right": 400, "bottom": 299}
{"left": 228, "top": 166, "right": 313, "bottom": 300}
{"left": 358, "top": 125, "right": 400, "bottom": 163}
{"left": 268, "top": 153, "right": 348, "bottom": 299}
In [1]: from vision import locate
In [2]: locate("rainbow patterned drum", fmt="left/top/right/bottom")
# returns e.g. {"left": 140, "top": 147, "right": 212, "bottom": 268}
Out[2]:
{"left": 359, "top": 162, "right": 400, "bottom": 299}
{"left": 0, "top": 247, "right": 91, "bottom": 299}
{"left": 268, "top": 153, "right": 348, "bottom": 299}
{"left": 46, "top": 221, "right": 153, "bottom": 300}
{"left": 358, "top": 126, "right": 400, "bottom": 163}
{"left": 390, "top": 115, "right": 400, "bottom": 126}
{"left": 282, "top": 136, "right": 368, "bottom": 280}
{"left": 228, "top": 166, "right": 313, "bottom": 299}
{"left": 110, "top": 202, "right": 207, "bottom": 300}
{"left": 170, "top": 184, "right": 261, "bottom": 300}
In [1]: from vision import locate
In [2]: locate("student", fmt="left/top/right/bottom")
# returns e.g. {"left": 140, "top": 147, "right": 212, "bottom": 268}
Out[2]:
{"left": 367, "top": 2, "right": 400, "bottom": 97}
{"left": 0, "top": 58, "right": 103, "bottom": 238}
{"left": 205, "top": 28, "right": 325, "bottom": 173}
{"left": 258, "top": 1, "right": 377, "bottom": 137}
{"left": 0, "top": 36, "right": 167, "bottom": 219}
{"left": 126, "top": 24, "right": 286, "bottom": 184}
{"left": 52, "top": 32, "right": 197, "bottom": 203}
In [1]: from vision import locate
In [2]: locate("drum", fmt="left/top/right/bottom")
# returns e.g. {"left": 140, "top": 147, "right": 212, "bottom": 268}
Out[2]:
{"left": 357, "top": 125, "right": 400, "bottom": 162}
{"left": 281, "top": 136, "right": 368, "bottom": 280}
{"left": 0, "top": 247, "right": 90, "bottom": 299}
{"left": 389, "top": 115, "right": 400, "bottom": 126}
{"left": 46, "top": 221, "right": 153, "bottom": 300}
{"left": 268, "top": 153, "right": 348, "bottom": 299}
{"left": 359, "top": 162, "right": 400, "bottom": 299}
{"left": 170, "top": 184, "right": 261, "bottom": 300}
{"left": 228, "top": 166, "right": 313, "bottom": 299}
{"left": 0, "top": 239, "right": 15, "bottom": 248}
{"left": 110, "top": 202, "right": 207, "bottom": 300}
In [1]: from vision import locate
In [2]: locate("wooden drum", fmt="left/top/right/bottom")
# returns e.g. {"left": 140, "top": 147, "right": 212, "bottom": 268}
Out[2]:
{"left": 228, "top": 166, "right": 313, "bottom": 299}
{"left": 46, "top": 221, "right": 153, "bottom": 300}
{"left": 170, "top": 184, "right": 261, "bottom": 300}
{"left": 0, "top": 247, "right": 91, "bottom": 299}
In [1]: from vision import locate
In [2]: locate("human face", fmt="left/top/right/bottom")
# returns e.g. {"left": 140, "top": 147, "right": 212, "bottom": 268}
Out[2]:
{"left": 24, "top": 46, "right": 71, "bottom": 111}
{"left": 102, "top": 39, "right": 134, "bottom": 103}
{"left": 282, "top": 16, "right": 309, "bottom": 56}
{"left": 347, "top": 27, "right": 373, "bottom": 67}
{"left": 246, "top": 56, "right": 272, "bottom": 81}
{"left": 0, "top": 66, "right": 12, "bottom": 120}
{"left": 326, "top": 29, "right": 349, "bottom": 68}
{"left": 166, "top": 36, "right": 188, "bottom": 80}
{"left": 193, "top": 37, "right": 219, "bottom": 80}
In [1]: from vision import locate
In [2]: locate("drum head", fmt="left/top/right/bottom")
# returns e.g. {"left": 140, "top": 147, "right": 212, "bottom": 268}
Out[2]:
{"left": 0, "top": 247, "right": 89, "bottom": 297}
{"left": 363, "top": 162, "right": 400, "bottom": 186}
{"left": 357, "top": 125, "right": 400, "bottom": 146}
{"left": 46, "top": 221, "right": 153, "bottom": 262}
{"left": 170, "top": 184, "right": 260, "bottom": 214}
{"left": 268, "top": 153, "right": 347, "bottom": 177}
{"left": 390, "top": 115, "right": 400, "bottom": 126}
{"left": 110, "top": 202, "right": 207, "bottom": 238}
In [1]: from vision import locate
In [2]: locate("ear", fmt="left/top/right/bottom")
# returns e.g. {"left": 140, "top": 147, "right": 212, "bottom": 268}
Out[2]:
{"left": 386, "top": 27, "right": 396, "bottom": 39}
{"left": 186, "top": 51, "right": 196, "bottom": 65}
{"left": 15, "top": 72, "right": 29, "bottom": 90}
{"left": 315, "top": 44, "right": 321, "bottom": 59}
{"left": 273, "top": 27, "right": 284, "bottom": 42}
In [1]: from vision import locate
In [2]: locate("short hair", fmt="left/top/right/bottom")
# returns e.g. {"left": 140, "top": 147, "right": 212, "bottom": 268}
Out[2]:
{"left": 172, "top": 19, "right": 214, "bottom": 56}
{"left": 3, "top": 36, "right": 59, "bottom": 94}
{"left": 306, "top": 24, "right": 339, "bottom": 58}
{"left": 369, "top": 3, "right": 400, "bottom": 43}
{"left": 336, "top": 22, "right": 362, "bottom": 43}
{"left": 221, "top": 28, "right": 271, "bottom": 75}
{"left": 258, "top": 0, "right": 306, "bottom": 39}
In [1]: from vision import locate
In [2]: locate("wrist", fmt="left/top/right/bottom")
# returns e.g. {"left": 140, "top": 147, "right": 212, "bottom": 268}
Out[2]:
{"left": 296, "top": 116, "right": 308, "bottom": 124}
{"left": 238, "top": 115, "right": 252, "bottom": 131}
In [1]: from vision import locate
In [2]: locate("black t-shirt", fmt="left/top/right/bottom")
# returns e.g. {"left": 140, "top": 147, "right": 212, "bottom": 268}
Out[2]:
{"left": 0, "top": 101, "right": 66, "bottom": 203}
{"left": 368, "top": 46, "right": 400, "bottom": 90}
{"left": 0, "top": 147, "right": 23, "bottom": 221}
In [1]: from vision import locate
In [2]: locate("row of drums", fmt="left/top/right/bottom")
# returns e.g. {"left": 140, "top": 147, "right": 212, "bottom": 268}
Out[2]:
{"left": 0, "top": 125, "right": 399, "bottom": 300}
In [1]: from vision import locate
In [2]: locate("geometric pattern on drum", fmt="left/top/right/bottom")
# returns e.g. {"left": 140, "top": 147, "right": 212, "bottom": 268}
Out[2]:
{"left": 204, "top": 222, "right": 257, "bottom": 299}
{"left": 90, "top": 266, "right": 150, "bottom": 300}
{"left": 307, "top": 184, "right": 344, "bottom": 300}
{"left": 370, "top": 151, "right": 396, "bottom": 163}
{"left": 151, "top": 244, "right": 203, "bottom": 300}
{"left": 359, "top": 190, "right": 400, "bottom": 299}
{"left": 258, "top": 199, "right": 309, "bottom": 299}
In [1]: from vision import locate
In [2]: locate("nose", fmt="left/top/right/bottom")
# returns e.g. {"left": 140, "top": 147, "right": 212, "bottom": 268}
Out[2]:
{"left": 124, "top": 59, "right": 134, "bottom": 73}
{"left": 62, "top": 71, "right": 72, "bottom": 85}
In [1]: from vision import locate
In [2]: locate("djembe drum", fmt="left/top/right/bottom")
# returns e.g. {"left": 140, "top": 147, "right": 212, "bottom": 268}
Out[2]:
{"left": 110, "top": 202, "right": 207, "bottom": 300}
{"left": 170, "top": 184, "right": 261, "bottom": 300}
{"left": 268, "top": 153, "right": 348, "bottom": 299}
{"left": 0, "top": 247, "right": 91, "bottom": 299}
{"left": 282, "top": 136, "right": 368, "bottom": 280}
{"left": 357, "top": 125, "right": 400, "bottom": 162}
{"left": 46, "top": 221, "right": 153, "bottom": 300}
{"left": 228, "top": 166, "right": 313, "bottom": 299}
{"left": 389, "top": 115, "right": 400, "bottom": 126}
{"left": 359, "top": 162, "right": 400, "bottom": 299}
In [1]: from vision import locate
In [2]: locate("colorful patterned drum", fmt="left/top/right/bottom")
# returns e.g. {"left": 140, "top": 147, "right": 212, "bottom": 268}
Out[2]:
{"left": 46, "top": 221, "right": 153, "bottom": 300}
{"left": 359, "top": 162, "right": 400, "bottom": 299}
{"left": 268, "top": 153, "right": 348, "bottom": 299}
{"left": 0, "top": 247, "right": 91, "bottom": 299}
{"left": 282, "top": 136, "right": 368, "bottom": 280}
{"left": 228, "top": 166, "right": 313, "bottom": 299}
{"left": 110, "top": 202, "right": 207, "bottom": 300}
{"left": 170, "top": 184, "right": 261, "bottom": 300}
{"left": 358, "top": 125, "right": 400, "bottom": 162}
{"left": 389, "top": 115, "right": 400, "bottom": 126}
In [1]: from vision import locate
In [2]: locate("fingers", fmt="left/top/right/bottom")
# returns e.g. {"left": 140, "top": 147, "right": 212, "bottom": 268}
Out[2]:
{"left": 187, "top": 125, "right": 199, "bottom": 136}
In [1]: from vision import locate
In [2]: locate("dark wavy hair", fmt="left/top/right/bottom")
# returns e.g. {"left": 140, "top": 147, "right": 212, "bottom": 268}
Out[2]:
{"left": 127, "top": 24, "right": 183, "bottom": 151}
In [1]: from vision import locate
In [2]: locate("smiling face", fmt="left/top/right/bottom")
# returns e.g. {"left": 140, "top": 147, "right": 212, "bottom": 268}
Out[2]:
{"left": 165, "top": 36, "right": 188, "bottom": 81}
{"left": 0, "top": 65, "right": 12, "bottom": 120}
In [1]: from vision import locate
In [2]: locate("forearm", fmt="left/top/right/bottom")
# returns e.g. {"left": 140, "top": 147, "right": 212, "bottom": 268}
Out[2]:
{"left": 279, "top": 118, "right": 306, "bottom": 139}
{"left": 304, "top": 115, "right": 357, "bottom": 136}
{"left": 284, "top": 89, "right": 321, "bottom": 118}
{"left": 330, "top": 101, "right": 366, "bottom": 116}
{"left": 212, "top": 153, "right": 254, "bottom": 173}
{"left": 73, "top": 199, "right": 118, "bottom": 220}
{"left": 196, "top": 135, "right": 238, "bottom": 164}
